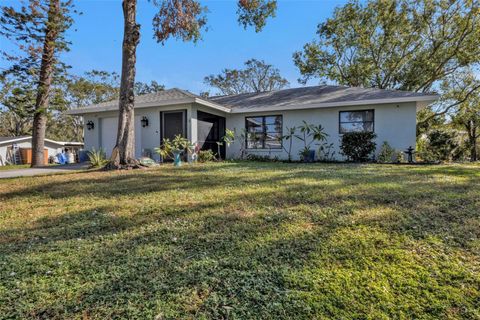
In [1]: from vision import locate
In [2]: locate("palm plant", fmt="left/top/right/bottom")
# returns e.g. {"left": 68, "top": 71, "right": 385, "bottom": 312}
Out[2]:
{"left": 281, "top": 126, "right": 296, "bottom": 162}
{"left": 295, "top": 121, "right": 328, "bottom": 161}
{"left": 87, "top": 148, "right": 109, "bottom": 168}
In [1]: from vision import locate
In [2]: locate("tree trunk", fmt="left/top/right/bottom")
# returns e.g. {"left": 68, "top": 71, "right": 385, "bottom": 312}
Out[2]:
{"left": 470, "top": 123, "right": 477, "bottom": 162}
{"left": 114, "top": 0, "right": 140, "bottom": 166}
{"left": 31, "top": 0, "right": 60, "bottom": 167}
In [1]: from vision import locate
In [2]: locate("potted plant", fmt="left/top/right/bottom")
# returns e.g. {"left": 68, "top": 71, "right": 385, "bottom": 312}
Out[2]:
{"left": 155, "top": 135, "right": 193, "bottom": 166}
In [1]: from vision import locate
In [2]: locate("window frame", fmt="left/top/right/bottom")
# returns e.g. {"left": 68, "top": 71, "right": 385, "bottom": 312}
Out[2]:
{"left": 245, "top": 115, "right": 283, "bottom": 150}
{"left": 338, "top": 109, "right": 375, "bottom": 134}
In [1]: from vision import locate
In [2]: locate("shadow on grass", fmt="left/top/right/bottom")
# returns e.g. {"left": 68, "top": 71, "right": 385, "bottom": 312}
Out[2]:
{"left": 0, "top": 162, "right": 479, "bottom": 318}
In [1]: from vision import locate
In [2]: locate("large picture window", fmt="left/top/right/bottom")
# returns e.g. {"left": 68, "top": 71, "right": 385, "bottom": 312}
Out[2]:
{"left": 245, "top": 115, "right": 282, "bottom": 149}
{"left": 339, "top": 110, "right": 374, "bottom": 133}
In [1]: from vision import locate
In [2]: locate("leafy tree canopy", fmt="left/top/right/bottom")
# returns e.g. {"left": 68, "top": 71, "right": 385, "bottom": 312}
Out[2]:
{"left": 204, "top": 58, "right": 289, "bottom": 95}
{"left": 293, "top": 0, "right": 480, "bottom": 93}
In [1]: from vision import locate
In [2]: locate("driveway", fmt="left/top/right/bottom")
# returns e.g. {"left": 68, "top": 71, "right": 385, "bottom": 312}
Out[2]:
{"left": 0, "top": 163, "right": 90, "bottom": 179}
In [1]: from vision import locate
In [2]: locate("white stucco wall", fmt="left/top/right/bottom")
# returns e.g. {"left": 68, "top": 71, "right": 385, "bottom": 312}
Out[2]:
{"left": 225, "top": 102, "right": 417, "bottom": 161}
{"left": 80, "top": 102, "right": 417, "bottom": 162}
{"left": 83, "top": 104, "right": 193, "bottom": 161}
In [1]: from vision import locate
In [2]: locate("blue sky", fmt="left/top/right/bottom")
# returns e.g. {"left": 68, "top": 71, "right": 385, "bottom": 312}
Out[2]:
{"left": 1, "top": 0, "right": 349, "bottom": 94}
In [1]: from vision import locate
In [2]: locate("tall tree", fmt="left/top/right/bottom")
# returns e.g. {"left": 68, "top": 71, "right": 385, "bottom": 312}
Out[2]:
{"left": 112, "top": 0, "right": 278, "bottom": 166}
{"left": 0, "top": 79, "right": 36, "bottom": 136}
{"left": 204, "top": 58, "right": 289, "bottom": 95}
{"left": 134, "top": 80, "right": 165, "bottom": 95}
{"left": 0, "top": 0, "right": 74, "bottom": 166}
{"left": 442, "top": 70, "right": 480, "bottom": 161}
{"left": 293, "top": 0, "right": 480, "bottom": 93}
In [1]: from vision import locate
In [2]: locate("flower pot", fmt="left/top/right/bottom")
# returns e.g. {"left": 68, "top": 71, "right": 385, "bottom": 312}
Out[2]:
{"left": 173, "top": 151, "right": 182, "bottom": 167}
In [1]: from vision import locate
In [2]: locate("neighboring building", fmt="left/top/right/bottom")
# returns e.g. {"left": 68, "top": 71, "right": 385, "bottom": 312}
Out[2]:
{"left": 67, "top": 85, "right": 439, "bottom": 161}
{"left": 0, "top": 136, "right": 83, "bottom": 165}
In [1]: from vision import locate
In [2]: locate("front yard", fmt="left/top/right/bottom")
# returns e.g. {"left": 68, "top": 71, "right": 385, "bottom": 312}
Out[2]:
{"left": 0, "top": 162, "right": 479, "bottom": 319}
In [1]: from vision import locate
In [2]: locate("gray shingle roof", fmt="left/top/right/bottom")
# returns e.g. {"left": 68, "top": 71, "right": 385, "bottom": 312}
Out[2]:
{"left": 67, "top": 85, "right": 438, "bottom": 115}
{"left": 210, "top": 85, "right": 438, "bottom": 111}
{"left": 75, "top": 88, "right": 198, "bottom": 112}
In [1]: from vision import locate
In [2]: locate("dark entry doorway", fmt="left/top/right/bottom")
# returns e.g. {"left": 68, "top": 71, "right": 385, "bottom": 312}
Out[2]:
{"left": 161, "top": 110, "right": 186, "bottom": 142}
{"left": 197, "top": 110, "right": 226, "bottom": 159}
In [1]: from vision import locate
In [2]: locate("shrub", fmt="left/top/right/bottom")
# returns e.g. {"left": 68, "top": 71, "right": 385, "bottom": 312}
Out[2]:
{"left": 87, "top": 148, "right": 108, "bottom": 168}
{"left": 393, "top": 150, "right": 405, "bottom": 163}
{"left": 246, "top": 154, "right": 279, "bottom": 162}
{"left": 340, "top": 132, "right": 377, "bottom": 162}
{"left": 377, "top": 141, "right": 395, "bottom": 163}
{"left": 317, "top": 142, "right": 336, "bottom": 162}
{"left": 417, "top": 129, "right": 459, "bottom": 162}
{"left": 197, "top": 150, "right": 216, "bottom": 163}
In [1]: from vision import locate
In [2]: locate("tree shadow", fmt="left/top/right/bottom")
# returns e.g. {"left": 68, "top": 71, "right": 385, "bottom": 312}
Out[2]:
{"left": 0, "top": 162, "right": 479, "bottom": 318}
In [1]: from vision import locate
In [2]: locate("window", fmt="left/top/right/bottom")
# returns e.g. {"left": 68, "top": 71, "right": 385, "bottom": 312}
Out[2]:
{"left": 245, "top": 115, "right": 282, "bottom": 149}
{"left": 339, "top": 110, "right": 374, "bottom": 133}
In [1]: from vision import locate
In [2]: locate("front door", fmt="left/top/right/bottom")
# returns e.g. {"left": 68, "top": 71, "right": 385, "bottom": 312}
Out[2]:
{"left": 161, "top": 110, "right": 186, "bottom": 142}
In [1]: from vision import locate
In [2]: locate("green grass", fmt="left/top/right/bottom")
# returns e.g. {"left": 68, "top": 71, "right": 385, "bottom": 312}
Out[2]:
{"left": 0, "top": 164, "right": 30, "bottom": 170}
{"left": 0, "top": 162, "right": 479, "bottom": 319}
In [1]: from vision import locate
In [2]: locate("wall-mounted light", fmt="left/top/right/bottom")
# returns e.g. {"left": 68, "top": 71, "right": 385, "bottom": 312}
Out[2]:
{"left": 141, "top": 116, "right": 149, "bottom": 127}
{"left": 86, "top": 120, "right": 95, "bottom": 130}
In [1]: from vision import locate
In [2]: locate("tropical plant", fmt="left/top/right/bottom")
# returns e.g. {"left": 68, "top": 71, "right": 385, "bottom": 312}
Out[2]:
{"left": 295, "top": 121, "right": 328, "bottom": 160}
{"left": 216, "top": 128, "right": 235, "bottom": 160}
{"left": 340, "top": 132, "right": 377, "bottom": 162}
{"left": 87, "top": 148, "right": 108, "bottom": 168}
{"left": 281, "top": 126, "right": 296, "bottom": 162}
{"left": 155, "top": 135, "right": 194, "bottom": 161}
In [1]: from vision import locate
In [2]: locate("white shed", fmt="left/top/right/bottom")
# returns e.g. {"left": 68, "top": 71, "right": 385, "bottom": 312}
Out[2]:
{"left": 0, "top": 136, "right": 83, "bottom": 166}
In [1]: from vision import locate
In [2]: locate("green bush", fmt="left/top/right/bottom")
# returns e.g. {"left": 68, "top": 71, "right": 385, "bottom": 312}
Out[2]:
{"left": 340, "top": 132, "right": 377, "bottom": 162}
{"left": 417, "top": 129, "right": 459, "bottom": 162}
{"left": 87, "top": 148, "right": 108, "bottom": 168}
{"left": 246, "top": 154, "right": 279, "bottom": 162}
{"left": 197, "top": 150, "right": 216, "bottom": 163}
{"left": 377, "top": 141, "right": 395, "bottom": 163}
{"left": 393, "top": 150, "right": 405, "bottom": 163}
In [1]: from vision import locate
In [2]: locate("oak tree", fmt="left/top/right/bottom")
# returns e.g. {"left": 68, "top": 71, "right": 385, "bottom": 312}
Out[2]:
{"left": 204, "top": 58, "right": 289, "bottom": 95}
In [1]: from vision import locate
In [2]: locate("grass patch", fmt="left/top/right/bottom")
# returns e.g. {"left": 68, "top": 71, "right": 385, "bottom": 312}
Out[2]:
{"left": 0, "top": 162, "right": 479, "bottom": 319}
{"left": 0, "top": 164, "right": 30, "bottom": 171}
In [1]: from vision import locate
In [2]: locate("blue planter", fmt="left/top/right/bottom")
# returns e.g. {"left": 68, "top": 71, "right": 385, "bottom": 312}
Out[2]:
{"left": 302, "top": 150, "right": 315, "bottom": 162}
{"left": 173, "top": 151, "right": 182, "bottom": 167}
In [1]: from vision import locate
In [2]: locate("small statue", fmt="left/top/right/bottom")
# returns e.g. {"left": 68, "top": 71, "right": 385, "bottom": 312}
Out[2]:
{"left": 404, "top": 146, "right": 415, "bottom": 163}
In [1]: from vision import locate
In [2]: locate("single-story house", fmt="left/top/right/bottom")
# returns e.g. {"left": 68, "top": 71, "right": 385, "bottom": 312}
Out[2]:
{"left": 67, "top": 85, "right": 439, "bottom": 161}
{"left": 0, "top": 136, "right": 84, "bottom": 165}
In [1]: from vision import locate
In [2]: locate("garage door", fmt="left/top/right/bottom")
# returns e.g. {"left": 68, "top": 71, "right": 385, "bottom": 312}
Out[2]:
{"left": 100, "top": 117, "right": 118, "bottom": 157}
{"left": 101, "top": 116, "right": 142, "bottom": 159}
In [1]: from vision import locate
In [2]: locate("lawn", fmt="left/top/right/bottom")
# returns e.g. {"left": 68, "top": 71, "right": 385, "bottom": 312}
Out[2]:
{"left": 0, "top": 164, "right": 30, "bottom": 171}
{"left": 0, "top": 162, "right": 479, "bottom": 319}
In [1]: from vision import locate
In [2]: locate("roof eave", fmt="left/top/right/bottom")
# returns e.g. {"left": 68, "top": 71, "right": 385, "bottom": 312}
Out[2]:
{"left": 66, "top": 98, "right": 197, "bottom": 115}
{"left": 229, "top": 95, "right": 440, "bottom": 113}
{"left": 66, "top": 97, "right": 231, "bottom": 115}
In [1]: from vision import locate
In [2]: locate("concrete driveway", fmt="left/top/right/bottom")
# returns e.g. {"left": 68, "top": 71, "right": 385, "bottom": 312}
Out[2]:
{"left": 0, "top": 163, "right": 90, "bottom": 179}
